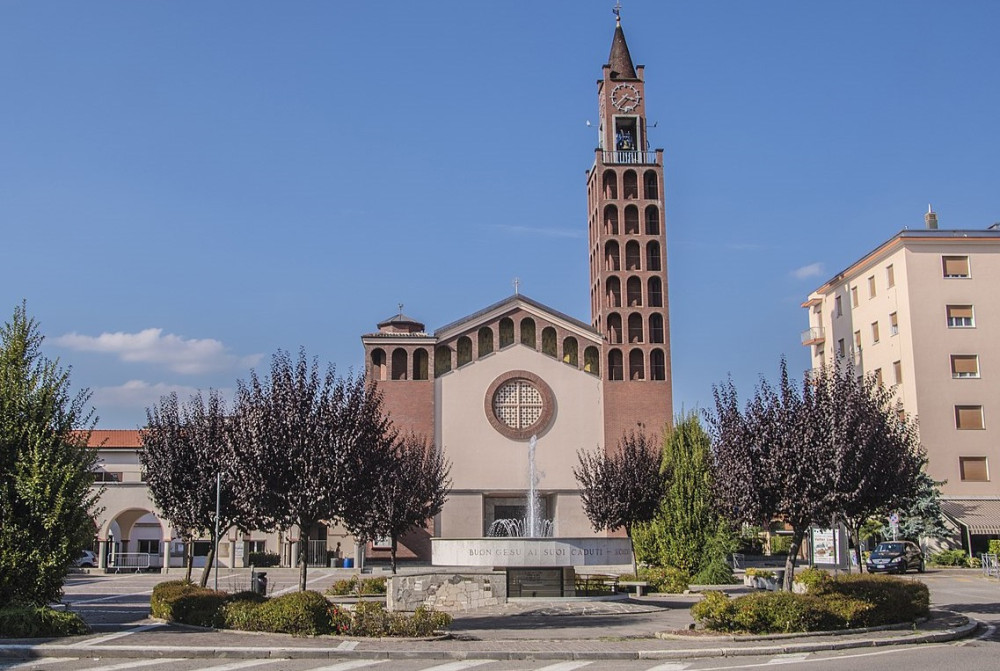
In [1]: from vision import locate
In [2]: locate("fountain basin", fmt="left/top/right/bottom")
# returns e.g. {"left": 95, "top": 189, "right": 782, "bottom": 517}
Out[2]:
{"left": 431, "top": 537, "right": 633, "bottom": 568}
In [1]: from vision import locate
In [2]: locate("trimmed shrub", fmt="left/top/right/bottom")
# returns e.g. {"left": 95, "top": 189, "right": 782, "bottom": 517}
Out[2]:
{"left": 642, "top": 566, "right": 691, "bottom": 593}
{"left": 0, "top": 605, "right": 90, "bottom": 638}
{"left": 150, "top": 580, "right": 227, "bottom": 627}
{"left": 929, "top": 549, "right": 969, "bottom": 567}
{"left": 251, "top": 591, "right": 334, "bottom": 636}
{"left": 340, "top": 601, "right": 452, "bottom": 637}
{"left": 988, "top": 540, "right": 1000, "bottom": 556}
{"left": 327, "top": 576, "right": 387, "bottom": 597}
{"left": 246, "top": 552, "right": 280, "bottom": 568}
{"left": 793, "top": 567, "right": 831, "bottom": 592}
{"left": 692, "top": 574, "right": 929, "bottom": 634}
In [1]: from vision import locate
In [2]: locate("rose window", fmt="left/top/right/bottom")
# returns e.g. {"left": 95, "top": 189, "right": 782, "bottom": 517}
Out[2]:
{"left": 492, "top": 379, "right": 544, "bottom": 430}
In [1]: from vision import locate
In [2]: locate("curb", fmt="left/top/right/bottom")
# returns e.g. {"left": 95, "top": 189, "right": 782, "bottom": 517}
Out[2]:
{"left": 0, "top": 618, "right": 978, "bottom": 661}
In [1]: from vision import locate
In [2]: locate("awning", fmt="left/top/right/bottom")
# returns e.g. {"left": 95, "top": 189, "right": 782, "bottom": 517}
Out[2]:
{"left": 940, "top": 499, "right": 1000, "bottom": 535}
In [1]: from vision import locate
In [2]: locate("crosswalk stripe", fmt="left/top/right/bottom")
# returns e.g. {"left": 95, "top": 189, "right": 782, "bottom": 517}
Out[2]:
{"left": 0, "top": 658, "right": 76, "bottom": 670}
{"left": 197, "top": 660, "right": 280, "bottom": 671}
{"left": 534, "top": 663, "right": 593, "bottom": 671}
{"left": 306, "top": 661, "right": 387, "bottom": 671}
{"left": 644, "top": 663, "right": 691, "bottom": 671}
{"left": 336, "top": 640, "right": 360, "bottom": 650}
{"left": 78, "top": 659, "right": 182, "bottom": 671}
{"left": 418, "top": 662, "right": 495, "bottom": 671}
{"left": 767, "top": 653, "right": 810, "bottom": 664}
{"left": 79, "top": 623, "right": 166, "bottom": 646}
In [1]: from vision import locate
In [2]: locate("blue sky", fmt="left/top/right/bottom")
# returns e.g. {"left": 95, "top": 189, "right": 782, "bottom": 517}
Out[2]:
{"left": 2, "top": 1, "right": 998, "bottom": 428}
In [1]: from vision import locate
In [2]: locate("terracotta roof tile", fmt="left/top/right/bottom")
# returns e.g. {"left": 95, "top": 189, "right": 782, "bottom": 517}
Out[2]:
{"left": 85, "top": 429, "right": 142, "bottom": 449}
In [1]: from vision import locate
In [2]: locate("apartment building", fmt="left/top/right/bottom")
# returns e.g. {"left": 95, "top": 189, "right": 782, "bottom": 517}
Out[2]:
{"left": 802, "top": 209, "right": 1000, "bottom": 553}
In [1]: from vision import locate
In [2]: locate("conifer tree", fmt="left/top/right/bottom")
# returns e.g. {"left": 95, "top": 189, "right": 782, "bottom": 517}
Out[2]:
{"left": 0, "top": 302, "right": 101, "bottom": 605}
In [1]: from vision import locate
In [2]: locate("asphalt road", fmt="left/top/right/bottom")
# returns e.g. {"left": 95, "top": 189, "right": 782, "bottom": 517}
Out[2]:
{"left": 5, "top": 568, "right": 995, "bottom": 671}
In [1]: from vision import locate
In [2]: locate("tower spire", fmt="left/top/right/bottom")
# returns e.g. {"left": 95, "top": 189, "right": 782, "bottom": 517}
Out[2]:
{"left": 608, "top": 5, "right": 637, "bottom": 80}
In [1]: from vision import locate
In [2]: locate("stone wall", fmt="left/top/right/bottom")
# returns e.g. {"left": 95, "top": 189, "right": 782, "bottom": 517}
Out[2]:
{"left": 387, "top": 571, "right": 506, "bottom": 612}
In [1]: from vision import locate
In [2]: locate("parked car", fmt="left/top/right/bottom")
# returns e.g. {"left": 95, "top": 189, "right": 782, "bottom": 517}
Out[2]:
{"left": 866, "top": 541, "right": 924, "bottom": 574}
{"left": 74, "top": 550, "right": 98, "bottom": 568}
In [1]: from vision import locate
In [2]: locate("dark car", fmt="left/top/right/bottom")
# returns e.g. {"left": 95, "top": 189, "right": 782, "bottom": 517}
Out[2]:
{"left": 867, "top": 541, "right": 924, "bottom": 574}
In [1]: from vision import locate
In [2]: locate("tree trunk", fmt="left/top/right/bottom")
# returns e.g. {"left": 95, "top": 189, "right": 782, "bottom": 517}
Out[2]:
{"left": 298, "top": 526, "right": 310, "bottom": 592}
{"left": 390, "top": 535, "right": 398, "bottom": 574}
{"left": 782, "top": 527, "right": 807, "bottom": 591}
{"left": 199, "top": 543, "right": 215, "bottom": 588}
{"left": 184, "top": 539, "right": 193, "bottom": 583}
{"left": 627, "top": 525, "right": 638, "bottom": 578}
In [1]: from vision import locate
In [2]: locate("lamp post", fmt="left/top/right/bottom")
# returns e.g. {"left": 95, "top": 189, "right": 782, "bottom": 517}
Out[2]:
{"left": 214, "top": 472, "right": 221, "bottom": 591}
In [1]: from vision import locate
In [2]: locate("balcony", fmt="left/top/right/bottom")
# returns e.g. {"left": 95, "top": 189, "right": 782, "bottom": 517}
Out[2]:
{"left": 602, "top": 150, "right": 660, "bottom": 166}
{"left": 800, "top": 327, "right": 825, "bottom": 346}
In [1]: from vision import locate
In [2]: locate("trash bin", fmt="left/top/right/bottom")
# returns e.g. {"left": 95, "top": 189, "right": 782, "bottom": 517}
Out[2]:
{"left": 253, "top": 571, "right": 267, "bottom": 595}
{"left": 343, "top": 558, "right": 354, "bottom": 569}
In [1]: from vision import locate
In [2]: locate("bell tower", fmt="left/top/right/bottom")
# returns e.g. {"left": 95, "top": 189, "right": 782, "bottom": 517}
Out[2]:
{"left": 587, "top": 10, "right": 673, "bottom": 448}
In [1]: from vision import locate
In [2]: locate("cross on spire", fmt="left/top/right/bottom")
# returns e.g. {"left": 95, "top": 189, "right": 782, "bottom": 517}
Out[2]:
{"left": 613, "top": 1, "right": 622, "bottom": 24}
{"left": 512, "top": 277, "right": 521, "bottom": 295}
{"left": 397, "top": 303, "right": 404, "bottom": 316}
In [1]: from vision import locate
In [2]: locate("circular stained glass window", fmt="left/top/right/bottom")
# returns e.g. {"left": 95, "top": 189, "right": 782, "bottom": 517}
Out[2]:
{"left": 484, "top": 370, "right": 555, "bottom": 440}
{"left": 493, "top": 379, "right": 544, "bottom": 430}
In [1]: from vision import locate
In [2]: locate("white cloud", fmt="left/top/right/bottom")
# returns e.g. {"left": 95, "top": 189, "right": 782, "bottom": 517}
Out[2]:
{"left": 54, "top": 328, "right": 263, "bottom": 374}
{"left": 791, "top": 262, "right": 825, "bottom": 280}
{"left": 91, "top": 380, "right": 227, "bottom": 409}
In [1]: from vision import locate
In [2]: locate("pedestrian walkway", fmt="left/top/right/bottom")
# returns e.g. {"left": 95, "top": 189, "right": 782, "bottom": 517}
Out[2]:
{"left": 0, "top": 598, "right": 977, "bottom": 663}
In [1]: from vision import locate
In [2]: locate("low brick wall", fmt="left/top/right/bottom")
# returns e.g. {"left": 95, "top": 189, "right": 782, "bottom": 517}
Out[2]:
{"left": 388, "top": 571, "right": 507, "bottom": 612}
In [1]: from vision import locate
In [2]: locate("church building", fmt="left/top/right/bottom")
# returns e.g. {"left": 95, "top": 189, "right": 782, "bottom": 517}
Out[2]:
{"left": 362, "top": 14, "right": 673, "bottom": 563}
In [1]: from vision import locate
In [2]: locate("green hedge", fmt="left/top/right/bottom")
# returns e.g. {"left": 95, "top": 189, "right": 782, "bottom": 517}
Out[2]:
{"left": 692, "top": 574, "right": 929, "bottom": 634}
{"left": 0, "top": 605, "right": 90, "bottom": 638}
{"left": 151, "top": 581, "right": 450, "bottom": 637}
{"left": 150, "top": 580, "right": 229, "bottom": 628}
{"left": 617, "top": 566, "right": 691, "bottom": 593}
{"left": 929, "top": 549, "right": 969, "bottom": 567}
{"left": 246, "top": 552, "right": 280, "bottom": 567}
{"left": 769, "top": 535, "right": 792, "bottom": 555}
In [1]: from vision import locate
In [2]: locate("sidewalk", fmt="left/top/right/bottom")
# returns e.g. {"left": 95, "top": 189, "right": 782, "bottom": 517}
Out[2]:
{"left": 0, "top": 596, "right": 978, "bottom": 661}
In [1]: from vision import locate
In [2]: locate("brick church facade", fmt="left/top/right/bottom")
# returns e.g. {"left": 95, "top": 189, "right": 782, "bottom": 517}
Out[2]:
{"left": 362, "top": 15, "right": 673, "bottom": 562}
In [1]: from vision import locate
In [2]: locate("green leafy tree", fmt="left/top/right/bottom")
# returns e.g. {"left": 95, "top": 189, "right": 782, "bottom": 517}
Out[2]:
{"left": 0, "top": 303, "right": 101, "bottom": 605}
{"left": 574, "top": 432, "right": 665, "bottom": 577}
{"left": 863, "top": 472, "right": 950, "bottom": 545}
{"left": 632, "top": 413, "right": 735, "bottom": 582}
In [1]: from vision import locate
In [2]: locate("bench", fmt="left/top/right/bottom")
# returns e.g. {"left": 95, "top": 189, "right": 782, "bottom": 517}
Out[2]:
{"left": 617, "top": 580, "right": 650, "bottom": 597}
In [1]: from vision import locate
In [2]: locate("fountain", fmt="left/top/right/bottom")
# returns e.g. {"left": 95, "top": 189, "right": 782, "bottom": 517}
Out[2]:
{"left": 486, "top": 435, "right": 555, "bottom": 538}
{"left": 430, "top": 433, "right": 633, "bottom": 600}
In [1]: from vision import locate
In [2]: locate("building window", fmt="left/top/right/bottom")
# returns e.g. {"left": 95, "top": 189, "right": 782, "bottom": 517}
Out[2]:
{"left": 943, "top": 256, "right": 970, "bottom": 278}
{"left": 623, "top": 170, "right": 639, "bottom": 199}
{"left": 650, "top": 348, "right": 666, "bottom": 380}
{"left": 643, "top": 170, "right": 658, "bottom": 200}
{"left": 871, "top": 321, "right": 880, "bottom": 344}
{"left": 520, "top": 318, "right": 536, "bottom": 348}
{"left": 92, "top": 470, "right": 122, "bottom": 483}
{"left": 370, "top": 348, "right": 386, "bottom": 381}
{"left": 628, "top": 313, "right": 644, "bottom": 343}
{"left": 478, "top": 327, "right": 494, "bottom": 357}
{"left": 412, "top": 348, "right": 429, "bottom": 380}
{"left": 890, "top": 312, "right": 898, "bottom": 336}
{"left": 493, "top": 380, "right": 543, "bottom": 430}
{"left": 562, "top": 337, "right": 578, "bottom": 366}
{"left": 248, "top": 540, "right": 266, "bottom": 554}
{"left": 955, "top": 405, "right": 985, "bottom": 430}
{"left": 893, "top": 360, "right": 902, "bottom": 384}
{"left": 608, "top": 349, "right": 624, "bottom": 381}
{"left": 851, "top": 287, "right": 859, "bottom": 308}
{"left": 644, "top": 205, "right": 660, "bottom": 235}
{"left": 947, "top": 305, "right": 974, "bottom": 328}
{"left": 646, "top": 241, "right": 661, "bottom": 271}
{"left": 607, "top": 313, "right": 623, "bottom": 344}
{"left": 138, "top": 540, "right": 160, "bottom": 556}
{"left": 647, "top": 277, "right": 663, "bottom": 307}
{"left": 960, "top": 457, "right": 989, "bottom": 482}
{"left": 193, "top": 541, "right": 213, "bottom": 557}
{"left": 837, "top": 338, "right": 845, "bottom": 358}
{"left": 649, "top": 313, "right": 664, "bottom": 343}
{"left": 457, "top": 336, "right": 473, "bottom": 366}
{"left": 867, "top": 275, "right": 876, "bottom": 298}
{"left": 629, "top": 349, "right": 645, "bottom": 380}
{"left": 434, "top": 345, "right": 452, "bottom": 377}
{"left": 835, "top": 296, "right": 843, "bottom": 317}
{"left": 391, "top": 348, "right": 408, "bottom": 380}
{"left": 886, "top": 264, "right": 895, "bottom": 288}
{"left": 874, "top": 368, "right": 883, "bottom": 386}
{"left": 583, "top": 346, "right": 600, "bottom": 376}
{"left": 499, "top": 318, "right": 515, "bottom": 347}
{"left": 626, "top": 276, "right": 643, "bottom": 306}
{"left": 951, "top": 355, "right": 980, "bottom": 378}
{"left": 853, "top": 330, "right": 861, "bottom": 350}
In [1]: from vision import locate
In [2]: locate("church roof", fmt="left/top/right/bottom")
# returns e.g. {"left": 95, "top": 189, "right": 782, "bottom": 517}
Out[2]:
{"left": 608, "top": 20, "right": 637, "bottom": 80}
{"left": 376, "top": 312, "right": 424, "bottom": 330}
{"left": 434, "top": 294, "right": 600, "bottom": 340}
